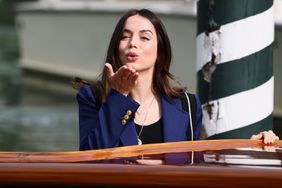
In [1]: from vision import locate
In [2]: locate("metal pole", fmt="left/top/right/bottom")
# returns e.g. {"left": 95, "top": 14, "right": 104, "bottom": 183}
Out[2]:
{"left": 197, "top": 0, "right": 274, "bottom": 139}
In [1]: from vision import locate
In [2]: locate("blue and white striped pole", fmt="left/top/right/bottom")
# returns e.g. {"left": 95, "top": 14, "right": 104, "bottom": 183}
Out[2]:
{"left": 197, "top": 0, "right": 274, "bottom": 138}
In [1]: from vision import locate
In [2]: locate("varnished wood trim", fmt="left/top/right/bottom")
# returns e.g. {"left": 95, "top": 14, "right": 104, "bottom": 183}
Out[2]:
{"left": 0, "top": 139, "right": 281, "bottom": 163}
{"left": 0, "top": 163, "right": 282, "bottom": 187}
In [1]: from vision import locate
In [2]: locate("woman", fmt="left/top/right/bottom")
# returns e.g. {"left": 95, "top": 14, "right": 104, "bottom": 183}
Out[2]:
{"left": 75, "top": 9, "right": 278, "bottom": 150}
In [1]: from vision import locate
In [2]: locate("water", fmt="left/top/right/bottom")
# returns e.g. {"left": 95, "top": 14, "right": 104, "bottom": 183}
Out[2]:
{"left": 0, "top": 85, "right": 79, "bottom": 153}
{"left": 0, "top": 27, "right": 79, "bottom": 152}
{"left": 0, "top": 74, "right": 79, "bottom": 152}
{"left": 0, "top": 105, "right": 78, "bottom": 152}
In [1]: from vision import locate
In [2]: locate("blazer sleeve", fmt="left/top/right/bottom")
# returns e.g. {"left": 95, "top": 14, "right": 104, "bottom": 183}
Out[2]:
{"left": 193, "top": 95, "right": 203, "bottom": 140}
{"left": 77, "top": 85, "right": 140, "bottom": 150}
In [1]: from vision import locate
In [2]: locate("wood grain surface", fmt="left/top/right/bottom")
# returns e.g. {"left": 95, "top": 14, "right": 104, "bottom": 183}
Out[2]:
{"left": 0, "top": 139, "right": 281, "bottom": 163}
{"left": 0, "top": 139, "right": 281, "bottom": 187}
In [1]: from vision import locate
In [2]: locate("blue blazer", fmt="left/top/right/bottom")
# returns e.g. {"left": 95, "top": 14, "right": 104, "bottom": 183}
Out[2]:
{"left": 77, "top": 85, "right": 202, "bottom": 150}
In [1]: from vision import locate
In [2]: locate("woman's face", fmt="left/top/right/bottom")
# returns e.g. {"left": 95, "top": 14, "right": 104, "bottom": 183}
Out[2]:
{"left": 119, "top": 15, "right": 158, "bottom": 72}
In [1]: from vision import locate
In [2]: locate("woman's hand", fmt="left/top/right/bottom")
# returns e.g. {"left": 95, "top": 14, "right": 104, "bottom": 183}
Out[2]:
{"left": 105, "top": 63, "right": 139, "bottom": 96}
{"left": 250, "top": 130, "right": 279, "bottom": 144}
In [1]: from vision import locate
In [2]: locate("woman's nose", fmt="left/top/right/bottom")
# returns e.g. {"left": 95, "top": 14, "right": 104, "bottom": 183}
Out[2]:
{"left": 129, "top": 36, "right": 138, "bottom": 48}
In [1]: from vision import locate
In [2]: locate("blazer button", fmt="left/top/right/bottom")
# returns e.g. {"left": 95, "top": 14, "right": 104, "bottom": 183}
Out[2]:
{"left": 124, "top": 114, "right": 129, "bottom": 120}
{"left": 121, "top": 119, "right": 127, "bottom": 125}
{"left": 126, "top": 110, "right": 132, "bottom": 116}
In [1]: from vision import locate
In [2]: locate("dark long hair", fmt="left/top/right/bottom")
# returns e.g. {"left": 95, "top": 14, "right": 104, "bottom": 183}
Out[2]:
{"left": 74, "top": 9, "right": 184, "bottom": 103}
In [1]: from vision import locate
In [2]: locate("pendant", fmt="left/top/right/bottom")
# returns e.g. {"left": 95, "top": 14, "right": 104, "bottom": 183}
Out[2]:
{"left": 138, "top": 138, "right": 142, "bottom": 145}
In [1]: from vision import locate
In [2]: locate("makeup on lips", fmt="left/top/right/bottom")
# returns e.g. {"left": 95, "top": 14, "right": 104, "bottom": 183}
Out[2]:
{"left": 126, "top": 52, "right": 138, "bottom": 62}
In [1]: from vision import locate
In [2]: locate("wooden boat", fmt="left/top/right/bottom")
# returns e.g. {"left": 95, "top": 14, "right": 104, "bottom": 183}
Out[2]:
{"left": 0, "top": 139, "right": 282, "bottom": 187}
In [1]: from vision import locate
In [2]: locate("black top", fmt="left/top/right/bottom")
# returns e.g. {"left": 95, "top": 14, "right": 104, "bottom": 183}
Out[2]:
{"left": 135, "top": 118, "right": 163, "bottom": 145}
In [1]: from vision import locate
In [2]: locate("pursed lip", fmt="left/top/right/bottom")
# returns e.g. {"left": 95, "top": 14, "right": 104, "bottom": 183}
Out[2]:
{"left": 126, "top": 52, "right": 138, "bottom": 62}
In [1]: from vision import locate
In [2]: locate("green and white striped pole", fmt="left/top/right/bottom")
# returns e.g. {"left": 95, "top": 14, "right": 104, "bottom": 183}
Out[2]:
{"left": 197, "top": 0, "right": 274, "bottom": 139}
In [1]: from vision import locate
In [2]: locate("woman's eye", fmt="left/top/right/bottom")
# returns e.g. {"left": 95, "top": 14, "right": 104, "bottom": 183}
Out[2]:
{"left": 141, "top": 37, "right": 149, "bottom": 40}
{"left": 121, "top": 35, "right": 130, "bottom": 40}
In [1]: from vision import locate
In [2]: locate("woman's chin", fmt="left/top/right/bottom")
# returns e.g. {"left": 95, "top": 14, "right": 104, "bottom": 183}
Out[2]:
{"left": 125, "top": 62, "right": 138, "bottom": 69}
{"left": 123, "top": 62, "right": 152, "bottom": 73}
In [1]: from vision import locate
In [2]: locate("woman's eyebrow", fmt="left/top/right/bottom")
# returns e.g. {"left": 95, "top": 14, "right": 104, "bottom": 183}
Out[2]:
{"left": 140, "top": 29, "right": 153, "bottom": 35}
{"left": 122, "top": 29, "right": 132, "bottom": 34}
{"left": 122, "top": 29, "right": 153, "bottom": 37}
{"left": 123, "top": 29, "right": 153, "bottom": 34}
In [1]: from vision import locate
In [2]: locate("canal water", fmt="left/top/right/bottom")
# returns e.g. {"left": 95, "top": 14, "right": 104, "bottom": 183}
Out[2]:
{"left": 0, "top": 27, "right": 78, "bottom": 152}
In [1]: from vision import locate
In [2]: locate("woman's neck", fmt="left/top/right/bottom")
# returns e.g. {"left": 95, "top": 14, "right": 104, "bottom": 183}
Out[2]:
{"left": 131, "top": 69, "right": 162, "bottom": 125}
{"left": 130, "top": 70, "right": 155, "bottom": 104}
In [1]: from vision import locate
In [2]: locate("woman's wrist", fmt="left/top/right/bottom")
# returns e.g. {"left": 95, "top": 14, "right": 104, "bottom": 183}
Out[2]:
{"left": 111, "top": 87, "right": 129, "bottom": 96}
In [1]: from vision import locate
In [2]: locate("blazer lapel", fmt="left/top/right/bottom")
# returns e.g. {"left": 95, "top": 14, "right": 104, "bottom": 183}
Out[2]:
{"left": 119, "top": 95, "right": 189, "bottom": 146}
{"left": 161, "top": 95, "right": 188, "bottom": 142}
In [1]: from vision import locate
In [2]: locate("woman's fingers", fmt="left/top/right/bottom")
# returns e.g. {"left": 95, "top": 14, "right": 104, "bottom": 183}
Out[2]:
{"left": 119, "top": 66, "right": 138, "bottom": 82}
{"left": 105, "top": 63, "right": 114, "bottom": 77}
{"left": 266, "top": 130, "right": 278, "bottom": 144}
{"left": 250, "top": 130, "right": 279, "bottom": 144}
{"left": 120, "top": 67, "right": 132, "bottom": 81}
{"left": 250, "top": 133, "right": 263, "bottom": 140}
{"left": 104, "top": 63, "right": 138, "bottom": 94}
{"left": 128, "top": 69, "right": 139, "bottom": 84}
{"left": 261, "top": 131, "right": 278, "bottom": 144}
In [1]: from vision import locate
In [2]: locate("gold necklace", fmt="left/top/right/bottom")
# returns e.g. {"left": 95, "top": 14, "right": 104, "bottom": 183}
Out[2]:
{"left": 136, "top": 96, "right": 155, "bottom": 145}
